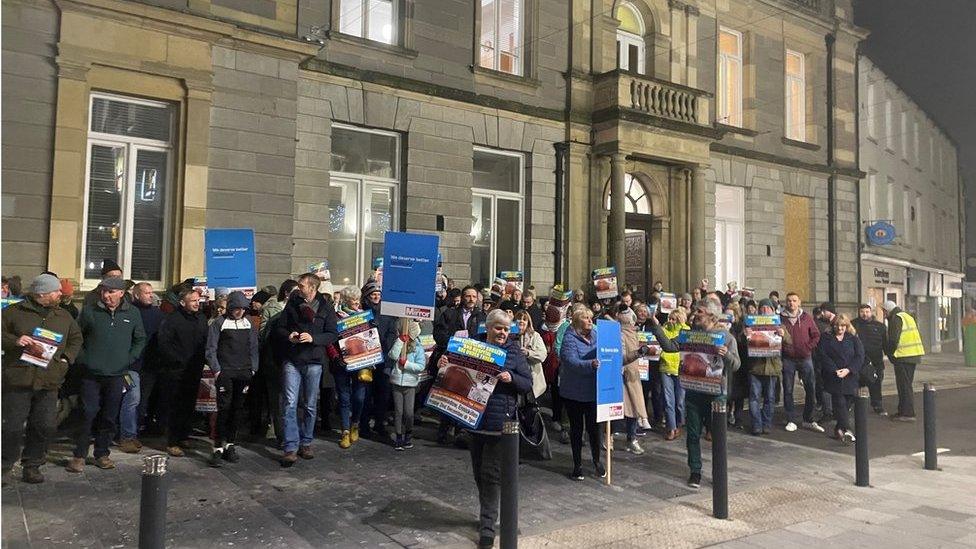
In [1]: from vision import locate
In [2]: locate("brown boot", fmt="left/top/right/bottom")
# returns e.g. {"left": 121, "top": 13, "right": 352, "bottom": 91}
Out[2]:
{"left": 65, "top": 457, "right": 84, "bottom": 473}
{"left": 93, "top": 456, "right": 116, "bottom": 470}
{"left": 22, "top": 467, "right": 44, "bottom": 484}
{"left": 280, "top": 451, "right": 298, "bottom": 467}
{"left": 297, "top": 446, "right": 314, "bottom": 460}
{"left": 166, "top": 445, "right": 185, "bottom": 457}
{"left": 118, "top": 439, "right": 141, "bottom": 454}
{"left": 664, "top": 429, "right": 678, "bottom": 441}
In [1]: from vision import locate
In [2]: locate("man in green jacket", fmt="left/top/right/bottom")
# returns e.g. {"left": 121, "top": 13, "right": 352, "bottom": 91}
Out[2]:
{"left": 2, "top": 274, "right": 83, "bottom": 483}
{"left": 67, "top": 277, "right": 146, "bottom": 473}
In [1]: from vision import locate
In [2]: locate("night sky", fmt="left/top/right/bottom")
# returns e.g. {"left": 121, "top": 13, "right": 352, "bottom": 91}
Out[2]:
{"left": 854, "top": 0, "right": 976, "bottom": 180}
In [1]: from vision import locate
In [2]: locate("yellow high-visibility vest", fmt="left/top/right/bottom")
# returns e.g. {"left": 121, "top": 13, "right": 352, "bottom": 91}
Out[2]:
{"left": 893, "top": 311, "right": 925, "bottom": 358}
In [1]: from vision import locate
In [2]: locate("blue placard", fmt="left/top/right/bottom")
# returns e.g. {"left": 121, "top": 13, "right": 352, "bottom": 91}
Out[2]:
{"left": 379, "top": 231, "right": 439, "bottom": 320}
{"left": 205, "top": 228, "right": 256, "bottom": 294}
{"left": 865, "top": 221, "right": 896, "bottom": 246}
{"left": 595, "top": 319, "right": 624, "bottom": 422}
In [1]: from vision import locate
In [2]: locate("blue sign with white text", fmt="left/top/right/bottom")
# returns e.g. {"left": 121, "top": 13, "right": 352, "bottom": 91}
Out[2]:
{"left": 205, "top": 228, "right": 257, "bottom": 296}
{"left": 379, "top": 231, "right": 439, "bottom": 320}
{"left": 595, "top": 319, "right": 624, "bottom": 422}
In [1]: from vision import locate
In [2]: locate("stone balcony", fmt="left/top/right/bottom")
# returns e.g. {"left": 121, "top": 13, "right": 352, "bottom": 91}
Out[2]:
{"left": 593, "top": 70, "right": 712, "bottom": 129}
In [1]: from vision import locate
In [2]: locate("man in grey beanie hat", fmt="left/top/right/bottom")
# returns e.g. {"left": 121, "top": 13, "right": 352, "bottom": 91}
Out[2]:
{"left": 2, "top": 273, "right": 83, "bottom": 483}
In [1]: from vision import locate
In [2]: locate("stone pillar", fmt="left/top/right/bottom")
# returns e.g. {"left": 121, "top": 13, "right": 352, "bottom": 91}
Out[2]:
{"left": 689, "top": 165, "right": 706, "bottom": 288}
{"left": 685, "top": 5, "right": 699, "bottom": 88}
{"left": 669, "top": 0, "right": 686, "bottom": 85}
{"left": 609, "top": 153, "right": 627, "bottom": 283}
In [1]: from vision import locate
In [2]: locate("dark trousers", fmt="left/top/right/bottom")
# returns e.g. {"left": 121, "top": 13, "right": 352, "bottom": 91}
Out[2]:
{"left": 892, "top": 360, "right": 917, "bottom": 417}
{"left": 782, "top": 357, "right": 816, "bottom": 423}
{"left": 831, "top": 392, "right": 853, "bottom": 432}
{"left": 548, "top": 376, "right": 564, "bottom": 423}
{"left": 643, "top": 372, "right": 664, "bottom": 423}
{"left": 215, "top": 374, "right": 251, "bottom": 446}
{"left": 861, "top": 354, "right": 885, "bottom": 410}
{"left": 265, "top": 361, "right": 284, "bottom": 444}
{"left": 166, "top": 366, "right": 204, "bottom": 446}
{"left": 75, "top": 376, "right": 124, "bottom": 459}
{"left": 245, "top": 366, "right": 268, "bottom": 435}
{"left": 563, "top": 398, "right": 600, "bottom": 469}
{"left": 469, "top": 432, "right": 503, "bottom": 540}
{"left": 138, "top": 369, "right": 164, "bottom": 433}
{"left": 2, "top": 388, "right": 58, "bottom": 471}
{"left": 685, "top": 391, "right": 715, "bottom": 474}
{"left": 362, "top": 369, "right": 391, "bottom": 433}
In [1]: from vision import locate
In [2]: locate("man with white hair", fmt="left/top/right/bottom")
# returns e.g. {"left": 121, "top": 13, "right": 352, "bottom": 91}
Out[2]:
{"left": 882, "top": 300, "right": 924, "bottom": 421}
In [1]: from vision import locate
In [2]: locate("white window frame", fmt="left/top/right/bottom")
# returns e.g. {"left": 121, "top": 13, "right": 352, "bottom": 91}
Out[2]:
{"left": 912, "top": 118, "right": 920, "bottom": 166}
{"left": 866, "top": 82, "right": 877, "bottom": 140}
{"left": 718, "top": 27, "right": 743, "bottom": 127}
{"left": 785, "top": 49, "right": 805, "bottom": 141}
{"left": 866, "top": 172, "right": 877, "bottom": 220}
{"left": 479, "top": 0, "right": 524, "bottom": 76}
{"left": 714, "top": 184, "right": 745, "bottom": 290}
{"left": 328, "top": 123, "right": 400, "bottom": 286}
{"left": 900, "top": 111, "right": 909, "bottom": 159}
{"left": 472, "top": 146, "right": 524, "bottom": 279}
{"left": 616, "top": 2, "right": 645, "bottom": 74}
{"left": 81, "top": 92, "right": 174, "bottom": 290}
{"left": 338, "top": 0, "right": 398, "bottom": 44}
{"left": 884, "top": 98, "right": 894, "bottom": 151}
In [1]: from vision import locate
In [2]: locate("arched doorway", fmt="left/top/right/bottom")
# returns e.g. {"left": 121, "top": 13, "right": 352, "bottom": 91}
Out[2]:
{"left": 604, "top": 173, "right": 655, "bottom": 296}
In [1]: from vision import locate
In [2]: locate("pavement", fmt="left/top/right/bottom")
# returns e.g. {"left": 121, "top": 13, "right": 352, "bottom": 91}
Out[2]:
{"left": 2, "top": 352, "right": 974, "bottom": 548}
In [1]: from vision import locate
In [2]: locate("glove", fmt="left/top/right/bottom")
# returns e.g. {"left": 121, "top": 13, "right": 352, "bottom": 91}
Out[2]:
{"left": 399, "top": 334, "right": 410, "bottom": 343}
{"left": 398, "top": 356, "right": 407, "bottom": 367}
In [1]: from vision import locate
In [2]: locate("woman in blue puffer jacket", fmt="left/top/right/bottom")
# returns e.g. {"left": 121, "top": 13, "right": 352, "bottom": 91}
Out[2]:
{"left": 558, "top": 306, "right": 603, "bottom": 481}
{"left": 387, "top": 318, "right": 427, "bottom": 451}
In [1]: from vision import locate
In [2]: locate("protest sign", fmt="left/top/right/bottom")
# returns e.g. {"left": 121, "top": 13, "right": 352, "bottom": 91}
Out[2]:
{"left": 658, "top": 292, "right": 677, "bottom": 314}
{"left": 380, "top": 231, "right": 439, "bottom": 320}
{"left": 192, "top": 277, "right": 210, "bottom": 302}
{"left": 417, "top": 334, "right": 436, "bottom": 383}
{"left": 499, "top": 271, "right": 523, "bottom": 294}
{"left": 544, "top": 286, "right": 573, "bottom": 327}
{"left": 489, "top": 277, "right": 506, "bottom": 301}
{"left": 426, "top": 336, "right": 507, "bottom": 429}
{"left": 195, "top": 367, "right": 217, "bottom": 413}
{"left": 744, "top": 314, "right": 783, "bottom": 357}
{"left": 372, "top": 258, "right": 383, "bottom": 289}
{"left": 20, "top": 327, "right": 64, "bottom": 368}
{"left": 476, "top": 321, "right": 520, "bottom": 336}
{"left": 717, "top": 313, "right": 734, "bottom": 331}
{"left": 595, "top": 319, "right": 624, "bottom": 422}
{"left": 635, "top": 331, "right": 662, "bottom": 381}
{"left": 592, "top": 267, "right": 619, "bottom": 300}
{"left": 677, "top": 330, "right": 728, "bottom": 396}
{"left": 1, "top": 297, "right": 23, "bottom": 309}
{"left": 337, "top": 310, "right": 384, "bottom": 371}
{"left": 205, "top": 228, "right": 257, "bottom": 298}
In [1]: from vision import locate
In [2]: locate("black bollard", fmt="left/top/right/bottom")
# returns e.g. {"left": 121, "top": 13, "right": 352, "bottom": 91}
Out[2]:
{"left": 854, "top": 390, "right": 870, "bottom": 487}
{"left": 924, "top": 383, "right": 937, "bottom": 471}
{"left": 711, "top": 400, "right": 728, "bottom": 520}
{"left": 500, "top": 420, "right": 520, "bottom": 549}
{"left": 138, "top": 454, "right": 169, "bottom": 549}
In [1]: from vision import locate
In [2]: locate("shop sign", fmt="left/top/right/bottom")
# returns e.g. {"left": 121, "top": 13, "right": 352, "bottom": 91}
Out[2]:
{"left": 943, "top": 275, "right": 963, "bottom": 299}
{"left": 908, "top": 269, "right": 929, "bottom": 296}
{"left": 928, "top": 272, "right": 943, "bottom": 297}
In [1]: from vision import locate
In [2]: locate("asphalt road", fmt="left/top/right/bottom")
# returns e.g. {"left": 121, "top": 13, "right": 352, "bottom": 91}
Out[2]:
{"left": 758, "top": 385, "right": 976, "bottom": 458}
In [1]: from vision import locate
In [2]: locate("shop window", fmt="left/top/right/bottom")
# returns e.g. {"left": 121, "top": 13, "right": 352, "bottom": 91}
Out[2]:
{"left": 471, "top": 147, "right": 523, "bottom": 284}
{"left": 83, "top": 93, "right": 174, "bottom": 285}
{"left": 714, "top": 184, "right": 744, "bottom": 289}
{"left": 479, "top": 0, "right": 523, "bottom": 75}
{"left": 717, "top": 27, "right": 742, "bottom": 127}
{"left": 339, "top": 0, "right": 397, "bottom": 44}
{"left": 328, "top": 124, "right": 399, "bottom": 287}
{"left": 785, "top": 50, "right": 805, "bottom": 141}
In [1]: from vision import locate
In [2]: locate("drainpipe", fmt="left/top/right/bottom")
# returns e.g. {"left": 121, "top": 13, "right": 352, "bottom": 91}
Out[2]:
{"left": 554, "top": 142, "right": 568, "bottom": 284}
{"left": 826, "top": 32, "right": 837, "bottom": 305}
{"left": 854, "top": 46, "right": 862, "bottom": 304}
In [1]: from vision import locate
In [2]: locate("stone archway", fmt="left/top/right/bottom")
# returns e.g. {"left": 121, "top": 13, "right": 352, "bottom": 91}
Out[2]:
{"left": 603, "top": 172, "right": 667, "bottom": 296}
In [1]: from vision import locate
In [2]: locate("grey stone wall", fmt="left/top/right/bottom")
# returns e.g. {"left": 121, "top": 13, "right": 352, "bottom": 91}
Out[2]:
{"left": 295, "top": 73, "right": 560, "bottom": 289}
{"left": 1, "top": 0, "right": 59, "bottom": 278}
{"left": 208, "top": 46, "right": 299, "bottom": 286}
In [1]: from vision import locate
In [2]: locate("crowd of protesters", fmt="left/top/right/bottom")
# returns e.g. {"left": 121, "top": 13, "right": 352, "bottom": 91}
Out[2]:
{"left": 1, "top": 264, "right": 926, "bottom": 548}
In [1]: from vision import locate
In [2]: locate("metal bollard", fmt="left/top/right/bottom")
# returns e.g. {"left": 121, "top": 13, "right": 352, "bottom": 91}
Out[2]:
{"left": 711, "top": 400, "right": 728, "bottom": 520}
{"left": 139, "top": 455, "right": 169, "bottom": 549}
{"left": 923, "top": 383, "right": 937, "bottom": 471}
{"left": 500, "top": 420, "right": 520, "bottom": 549}
{"left": 854, "top": 390, "right": 870, "bottom": 487}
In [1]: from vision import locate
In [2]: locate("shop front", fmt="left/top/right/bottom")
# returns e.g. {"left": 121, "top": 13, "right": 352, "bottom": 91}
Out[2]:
{"left": 905, "top": 268, "right": 963, "bottom": 354}
{"left": 861, "top": 259, "right": 906, "bottom": 321}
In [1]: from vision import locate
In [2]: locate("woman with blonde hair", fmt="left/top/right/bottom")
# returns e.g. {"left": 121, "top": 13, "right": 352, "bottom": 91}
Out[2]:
{"left": 615, "top": 306, "right": 649, "bottom": 455}
{"left": 558, "top": 306, "right": 603, "bottom": 480}
{"left": 816, "top": 314, "right": 864, "bottom": 444}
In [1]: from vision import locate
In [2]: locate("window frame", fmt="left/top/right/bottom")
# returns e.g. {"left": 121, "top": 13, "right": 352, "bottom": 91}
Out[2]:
{"left": 713, "top": 184, "right": 745, "bottom": 290}
{"left": 478, "top": 0, "right": 525, "bottom": 76}
{"left": 328, "top": 123, "right": 401, "bottom": 286}
{"left": 80, "top": 92, "right": 175, "bottom": 290}
{"left": 337, "top": 0, "right": 399, "bottom": 45}
{"left": 471, "top": 146, "right": 525, "bottom": 281}
{"left": 784, "top": 49, "right": 806, "bottom": 142}
{"left": 717, "top": 27, "right": 743, "bottom": 127}
{"left": 866, "top": 82, "right": 877, "bottom": 141}
{"left": 615, "top": 2, "right": 645, "bottom": 74}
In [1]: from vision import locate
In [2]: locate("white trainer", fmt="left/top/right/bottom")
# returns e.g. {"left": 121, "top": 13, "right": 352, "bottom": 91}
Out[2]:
{"left": 785, "top": 422, "right": 798, "bottom": 432}
{"left": 802, "top": 421, "right": 826, "bottom": 433}
{"left": 842, "top": 430, "right": 856, "bottom": 444}
{"left": 626, "top": 440, "right": 645, "bottom": 455}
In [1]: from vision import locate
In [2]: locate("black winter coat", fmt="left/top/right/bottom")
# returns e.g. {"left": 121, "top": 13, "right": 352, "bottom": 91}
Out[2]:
{"left": 430, "top": 306, "right": 486, "bottom": 372}
{"left": 852, "top": 317, "right": 886, "bottom": 360}
{"left": 132, "top": 302, "right": 164, "bottom": 372}
{"left": 156, "top": 307, "right": 208, "bottom": 376}
{"left": 275, "top": 293, "right": 338, "bottom": 367}
{"left": 362, "top": 299, "right": 399, "bottom": 373}
{"left": 471, "top": 335, "right": 533, "bottom": 433}
{"left": 817, "top": 332, "right": 864, "bottom": 395}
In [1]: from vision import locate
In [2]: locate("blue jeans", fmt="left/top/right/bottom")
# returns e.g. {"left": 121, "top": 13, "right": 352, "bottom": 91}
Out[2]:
{"left": 660, "top": 373, "right": 685, "bottom": 431}
{"left": 333, "top": 368, "right": 367, "bottom": 431}
{"left": 782, "top": 357, "right": 816, "bottom": 423}
{"left": 75, "top": 376, "right": 124, "bottom": 459}
{"left": 118, "top": 370, "right": 140, "bottom": 439}
{"left": 282, "top": 362, "right": 322, "bottom": 452}
{"left": 749, "top": 374, "right": 777, "bottom": 432}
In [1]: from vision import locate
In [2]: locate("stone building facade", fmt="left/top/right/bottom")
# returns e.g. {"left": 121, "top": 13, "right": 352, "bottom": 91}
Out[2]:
{"left": 858, "top": 56, "right": 964, "bottom": 352}
{"left": 2, "top": 0, "right": 863, "bottom": 306}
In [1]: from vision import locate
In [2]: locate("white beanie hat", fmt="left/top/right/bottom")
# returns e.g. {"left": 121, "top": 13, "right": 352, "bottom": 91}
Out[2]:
{"left": 882, "top": 300, "right": 897, "bottom": 311}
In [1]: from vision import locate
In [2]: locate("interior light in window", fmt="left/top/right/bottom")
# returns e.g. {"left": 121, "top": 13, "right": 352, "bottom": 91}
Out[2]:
{"left": 382, "top": 24, "right": 392, "bottom": 43}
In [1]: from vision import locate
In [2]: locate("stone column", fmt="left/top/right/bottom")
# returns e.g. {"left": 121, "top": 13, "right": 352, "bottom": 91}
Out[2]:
{"left": 609, "top": 153, "right": 627, "bottom": 283}
{"left": 689, "top": 165, "right": 706, "bottom": 288}
{"left": 685, "top": 5, "right": 699, "bottom": 88}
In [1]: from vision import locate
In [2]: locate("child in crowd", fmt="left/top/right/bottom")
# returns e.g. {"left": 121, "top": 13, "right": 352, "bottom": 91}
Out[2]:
{"left": 388, "top": 319, "right": 427, "bottom": 451}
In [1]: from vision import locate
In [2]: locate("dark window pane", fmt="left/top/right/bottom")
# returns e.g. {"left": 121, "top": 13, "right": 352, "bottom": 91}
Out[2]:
{"left": 473, "top": 150, "right": 520, "bottom": 193}
{"left": 84, "top": 145, "right": 125, "bottom": 279}
{"left": 331, "top": 127, "right": 397, "bottom": 178}
{"left": 130, "top": 149, "right": 167, "bottom": 281}
{"left": 90, "top": 97, "right": 172, "bottom": 142}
